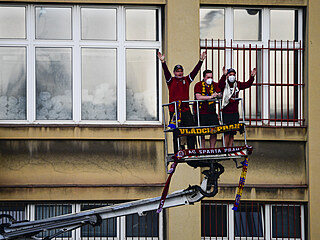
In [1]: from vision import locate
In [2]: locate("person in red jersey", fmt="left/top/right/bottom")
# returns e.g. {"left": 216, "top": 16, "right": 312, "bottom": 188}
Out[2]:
{"left": 194, "top": 69, "right": 221, "bottom": 148}
{"left": 218, "top": 67, "right": 257, "bottom": 147}
{"left": 158, "top": 51, "right": 207, "bottom": 153}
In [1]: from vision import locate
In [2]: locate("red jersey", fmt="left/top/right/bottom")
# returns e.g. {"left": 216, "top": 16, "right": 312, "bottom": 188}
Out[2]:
{"left": 161, "top": 60, "right": 203, "bottom": 113}
{"left": 194, "top": 81, "right": 221, "bottom": 114}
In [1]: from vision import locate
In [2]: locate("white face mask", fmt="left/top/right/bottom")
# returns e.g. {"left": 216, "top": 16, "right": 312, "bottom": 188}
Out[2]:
{"left": 205, "top": 78, "right": 213, "bottom": 85}
{"left": 228, "top": 75, "right": 236, "bottom": 83}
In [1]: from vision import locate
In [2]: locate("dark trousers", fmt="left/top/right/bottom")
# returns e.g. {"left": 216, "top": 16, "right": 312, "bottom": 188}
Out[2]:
{"left": 170, "top": 110, "right": 196, "bottom": 153}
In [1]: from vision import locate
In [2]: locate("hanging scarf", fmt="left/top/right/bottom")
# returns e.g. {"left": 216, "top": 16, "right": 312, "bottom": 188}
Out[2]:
{"left": 221, "top": 79, "right": 239, "bottom": 109}
{"left": 168, "top": 101, "right": 182, "bottom": 129}
{"left": 199, "top": 81, "right": 214, "bottom": 109}
{"left": 232, "top": 157, "right": 249, "bottom": 211}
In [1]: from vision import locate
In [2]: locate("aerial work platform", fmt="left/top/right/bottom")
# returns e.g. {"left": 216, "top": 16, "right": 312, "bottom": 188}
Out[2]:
{"left": 162, "top": 98, "right": 252, "bottom": 172}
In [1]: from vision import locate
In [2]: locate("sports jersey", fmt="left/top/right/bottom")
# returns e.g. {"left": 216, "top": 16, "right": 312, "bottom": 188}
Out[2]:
{"left": 161, "top": 60, "right": 203, "bottom": 113}
{"left": 194, "top": 81, "right": 221, "bottom": 114}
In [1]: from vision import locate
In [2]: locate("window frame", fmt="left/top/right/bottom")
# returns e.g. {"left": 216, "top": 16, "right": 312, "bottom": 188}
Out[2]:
{"left": 0, "top": 4, "right": 162, "bottom": 125}
{"left": 200, "top": 6, "right": 304, "bottom": 127}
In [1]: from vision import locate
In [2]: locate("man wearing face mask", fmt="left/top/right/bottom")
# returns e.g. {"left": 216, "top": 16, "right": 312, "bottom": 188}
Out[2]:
{"left": 218, "top": 67, "right": 257, "bottom": 147}
{"left": 158, "top": 51, "right": 207, "bottom": 153}
{"left": 194, "top": 70, "right": 222, "bottom": 148}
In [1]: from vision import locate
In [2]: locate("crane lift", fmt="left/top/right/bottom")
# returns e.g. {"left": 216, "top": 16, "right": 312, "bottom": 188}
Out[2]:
{"left": 0, "top": 98, "right": 252, "bottom": 240}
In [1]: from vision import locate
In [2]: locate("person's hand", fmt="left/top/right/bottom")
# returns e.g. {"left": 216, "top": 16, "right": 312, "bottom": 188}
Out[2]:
{"left": 251, "top": 68, "right": 257, "bottom": 77}
{"left": 200, "top": 51, "right": 207, "bottom": 61}
{"left": 157, "top": 52, "right": 165, "bottom": 63}
{"left": 212, "top": 92, "right": 218, "bottom": 98}
{"left": 217, "top": 92, "right": 222, "bottom": 98}
{"left": 222, "top": 66, "right": 227, "bottom": 75}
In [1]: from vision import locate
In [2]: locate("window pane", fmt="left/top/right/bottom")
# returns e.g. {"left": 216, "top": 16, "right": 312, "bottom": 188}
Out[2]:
{"left": 0, "top": 202, "right": 26, "bottom": 224}
{"left": 272, "top": 205, "right": 301, "bottom": 238}
{"left": 0, "top": 6, "right": 25, "bottom": 39}
{"left": 200, "top": 8, "right": 224, "bottom": 40}
{"left": 35, "top": 204, "right": 72, "bottom": 238}
{"left": 35, "top": 7, "right": 72, "bottom": 40}
{"left": 81, "top": 8, "right": 116, "bottom": 40}
{"left": 126, "top": 49, "right": 158, "bottom": 121}
{"left": 126, "top": 211, "right": 158, "bottom": 237}
{"left": 234, "top": 9, "right": 261, "bottom": 41}
{"left": 36, "top": 48, "right": 72, "bottom": 120}
{"left": 81, "top": 204, "right": 117, "bottom": 237}
{"left": 126, "top": 9, "right": 157, "bottom": 41}
{"left": 234, "top": 203, "right": 264, "bottom": 237}
{"left": 0, "top": 47, "right": 26, "bottom": 120}
{"left": 270, "top": 10, "right": 296, "bottom": 41}
{"left": 81, "top": 48, "right": 117, "bottom": 120}
{"left": 201, "top": 203, "right": 227, "bottom": 237}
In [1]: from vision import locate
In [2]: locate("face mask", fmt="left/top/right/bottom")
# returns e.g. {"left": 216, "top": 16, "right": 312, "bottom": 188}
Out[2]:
{"left": 228, "top": 75, "right": 236, "bottom": 83}
{"left": 205, "top": 78, "right": 213, "bottom": 85}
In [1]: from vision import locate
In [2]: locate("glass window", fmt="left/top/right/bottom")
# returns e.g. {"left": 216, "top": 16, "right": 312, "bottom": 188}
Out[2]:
{"left": 126, "top": 9, "right": 157, "bottom": 41}
{"left": 234, "top": 9, "right": 262, "bottom": 41}
{"left": 0, "top": 47, "right": 26, "bottom": 120}
{"left": 81, "top": 204, "right": 117, "bottom": 237}
{"left": 0, "top": 6, "right": 25, "bottom": 39}
{"left": 35, "top": 204, "right": 72, "bottom": 238}
{"left": 270, "top": 10, "right": 296, "bottom": 41}
{"left": 0, "top": 202, "right": 26, "bottom": 224}
{"left": 272, "top": 205, "right": 301, "bottom": 238}
{"left": 126, "top": 211, "right": 158, "bottom": 237}
{"left": 35, "top": 7, "right": 72, "bottom": 40}
{"left": 126, "top": 49, "right": 158, "bottom": 121}
{"left": 81, "top": 48, "right": 117, "bottom": 120}
{"left": 201, "top": 203, "right": 227, "bottom": 237}
{"left": 35, "top": 48, "right": 72, "bottom": 120}
{"left": 200, "top": 8, "right": 224, "bottom": 40}
{"left": 81, "top": 8, "right": 117, "bottom": 40}
{"left": 234, "top": 203, "right": 264, "bottom": 237}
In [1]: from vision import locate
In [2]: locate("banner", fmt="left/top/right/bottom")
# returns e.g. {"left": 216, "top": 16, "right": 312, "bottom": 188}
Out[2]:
{"left": 174, "top": 145, "right": 252, "bottom": 160}
{"left": 174, "top": 123, "right": 244, "bottom": 136}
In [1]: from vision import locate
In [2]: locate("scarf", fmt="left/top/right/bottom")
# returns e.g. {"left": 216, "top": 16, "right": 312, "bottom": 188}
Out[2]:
{"left": 199, "top": 81, "right": 214, "bottom": 109}
{"left": 221, "top": 79, "right": 239, "bottom": 109}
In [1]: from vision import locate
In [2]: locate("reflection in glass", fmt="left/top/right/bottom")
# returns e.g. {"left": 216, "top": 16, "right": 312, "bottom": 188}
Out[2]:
{"left": 269, "top": 51, "right": 296, "bottom": 120}
{"left": 126, "top": 211, "right": 158, "bottom": 237}
{"left": 35, "top": 7, "right": 72, "bottom": 39}
{"left": 126, "top": 49, "right": 158, "bottom": 121}
{"left": 0, "top": 47, "right": 26, "bottom": 120}
{"left": 126, "top": 9, "right": 157, "bottom": 41}
{"left": 36, "top": 48, "right": 72, "bottom": 120}
{"left": 0, "top": 7, "right": 25, "bottom": 39}
{"left": 270, "top": 10, "right": 295, "bottom": 41}
{"left": 200, "top": 8, "right": 224, "bottom": 40}
{"left": 233, "top": 50, "right": 262, "bottom": 120}
{"left": 35, "top": 204, "right": 72, "bottom": 238}
{"left": 81, "top": 48, "right": 117, "bottom": 120}
{"left": 272, "top": 206, "right": 301, "bottom": 238}
{"left": 81, "top": 8, "right": 116, "bottom": 40}
{"left": 234, "top": 9, "right": 261, "bottom": 41}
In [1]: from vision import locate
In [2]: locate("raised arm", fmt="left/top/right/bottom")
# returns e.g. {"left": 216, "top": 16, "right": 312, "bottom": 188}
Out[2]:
{"left": 238, "top": 68, "right": 257, "bottom": 90}
{"left": 158, "top": 52, "right": 172, "bottom": 81}
{"left": 218, "top": 66, "right": 228, "bottom": 90}
{"left": 189, "top": 51, "right": 207, "bottom": 80}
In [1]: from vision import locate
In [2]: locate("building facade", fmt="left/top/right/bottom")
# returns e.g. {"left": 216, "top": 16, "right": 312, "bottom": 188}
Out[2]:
{"left": 0, "top": 0, "right": 319, "bottom": 239}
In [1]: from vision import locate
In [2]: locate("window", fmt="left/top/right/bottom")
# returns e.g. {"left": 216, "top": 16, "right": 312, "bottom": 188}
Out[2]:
{"left": 200, "top": 7, "right": 304, "bottom": 127}
{"left": 0, "top": 202, "right": 163, "bottom": 240}
{"left": 201, "top": 201, "right": 306, "bottom": 239}
{"left": 0, "top": 4, "right": 162, "bottom": 124}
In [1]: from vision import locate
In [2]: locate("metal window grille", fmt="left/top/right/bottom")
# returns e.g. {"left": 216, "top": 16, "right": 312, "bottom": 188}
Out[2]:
{"left": 200, "top": 39, "right": 304, "bottom": 127}
{"left": 201, "top": 201, "right": 306, "bottom": 240}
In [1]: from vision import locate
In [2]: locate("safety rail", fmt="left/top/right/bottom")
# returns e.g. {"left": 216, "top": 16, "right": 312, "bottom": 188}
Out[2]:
{"left": 162, "top": 98, "right": 250, "bottom": 172}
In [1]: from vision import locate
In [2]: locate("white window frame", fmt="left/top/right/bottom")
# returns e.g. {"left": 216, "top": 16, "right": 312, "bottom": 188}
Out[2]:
{"left": 0, "top": 4, "right": 162, "bottom": 125}
{"left": 200, "top": 6, "right": 304, "bottom": 127}
{"left": 26, "top": 203, "right": 163, "bottom": 240}
{"left": 201, "top": 202, "right": 305, "bottom": 240}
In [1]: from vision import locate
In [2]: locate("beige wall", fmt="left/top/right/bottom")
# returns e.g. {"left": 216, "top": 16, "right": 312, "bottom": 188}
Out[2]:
{"left": 307, "top": 0, "right": 320, "bottom": 239}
